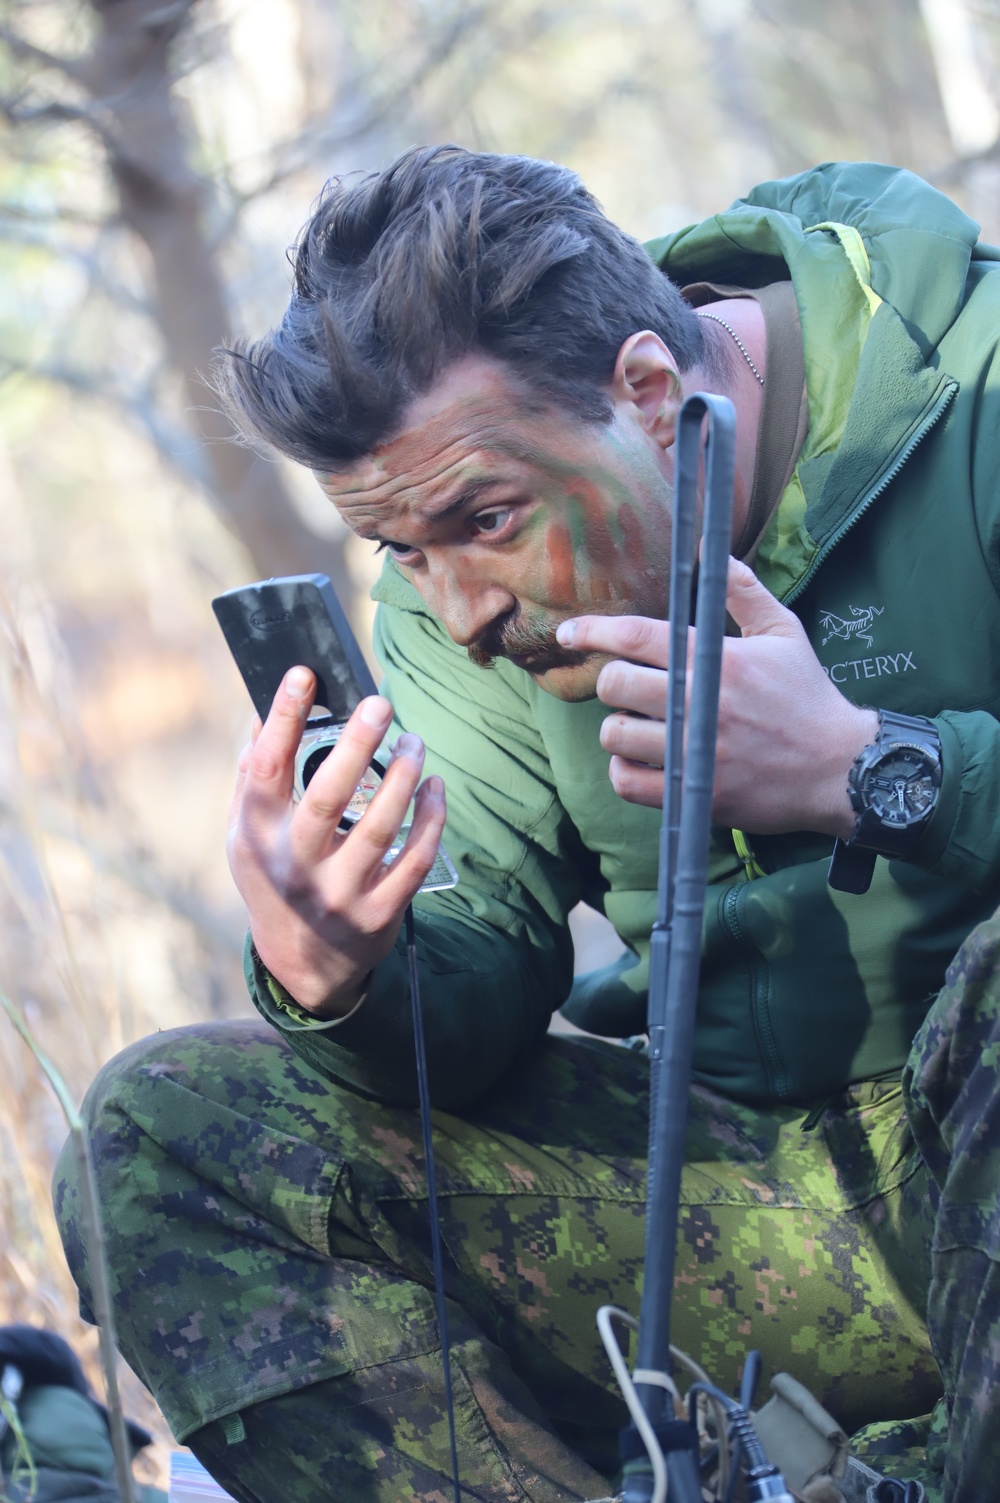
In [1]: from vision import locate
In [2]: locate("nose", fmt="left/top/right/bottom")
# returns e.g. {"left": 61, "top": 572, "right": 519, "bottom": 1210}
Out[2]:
{"left": 424, "top": 557, "right": 515, "bottom": 648}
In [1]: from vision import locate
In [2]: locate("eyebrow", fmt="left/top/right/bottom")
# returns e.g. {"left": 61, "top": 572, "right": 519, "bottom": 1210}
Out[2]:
{"left": 355, "top": 479, "right": 511, "bottom": 547}
{"left": 420, "top": 478, "right": 509, "bottom": 526}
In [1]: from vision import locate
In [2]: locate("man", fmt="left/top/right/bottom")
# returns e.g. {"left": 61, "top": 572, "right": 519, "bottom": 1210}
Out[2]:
{"left": 55, "top": 148, "right": 1000, "bottom": 1502}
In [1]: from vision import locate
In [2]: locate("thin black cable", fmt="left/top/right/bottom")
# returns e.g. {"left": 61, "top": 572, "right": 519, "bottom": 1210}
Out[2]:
{"left": 406, "top": 902, "right": 462, "bottom": 1503}
{"left": 740, "top": 1350, "right": 762, "bottom": 1414}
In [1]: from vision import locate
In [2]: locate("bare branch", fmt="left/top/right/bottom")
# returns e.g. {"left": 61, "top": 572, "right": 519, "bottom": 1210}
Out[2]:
{"left": 1, "top": 98, "right": 94, "bottom": 125}
{"left": 0, "top": 355, "right": 141, "bottom": 410}
{"left": 0, "top": 355, "right": 212, "bottom": 492}
{"left": 218, "top": 0, "right": 503, "bottom": 221}
{"left": 0, "top": 200, "right": 109, "bottom": 230}
{"left": 0, "top": 223, "right": 152, "bottom": 320}
{"left": 136, "top": 2, "right": 194, "bottom": 31}
{"left": 0, "top": 89, "right": 118, "bottom": 155}
{"left": 0, "top": 21, "right": 85, "bottom": 83}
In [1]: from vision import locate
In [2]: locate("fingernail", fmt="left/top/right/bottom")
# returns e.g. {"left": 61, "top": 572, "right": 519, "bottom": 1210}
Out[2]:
{"left": 359, "top": 696, "right": 391, "bottom": 727}
{"left": 425, "top": 775, "right": 445, "bottom": 802}
{"left": 285, "top": 667, "right": 311, "bottom": 698}
{"left": 393, "top": 732, "right": 424, "bottom": 761}
{"left": 556, "top": 621, "right": 576, "bottom": 646}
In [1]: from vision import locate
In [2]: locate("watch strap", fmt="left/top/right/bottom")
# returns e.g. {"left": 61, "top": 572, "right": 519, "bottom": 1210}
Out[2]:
{"left": 828, "top": 838, "right": 877, "bottom": 894}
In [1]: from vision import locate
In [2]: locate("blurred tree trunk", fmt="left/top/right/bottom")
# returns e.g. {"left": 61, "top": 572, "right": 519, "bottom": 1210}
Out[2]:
{"left": 77, "top": 0, "right": 352, "bottom": 597}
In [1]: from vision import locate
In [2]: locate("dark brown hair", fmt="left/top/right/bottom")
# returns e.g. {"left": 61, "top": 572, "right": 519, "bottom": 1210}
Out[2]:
{"left": 216, "top": 145, "right": 704, "bottom": 468}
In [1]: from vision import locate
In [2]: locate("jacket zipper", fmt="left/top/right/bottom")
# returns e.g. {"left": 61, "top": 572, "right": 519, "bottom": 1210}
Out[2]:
{"left": 783, "top": 379, "right": 958, "bottom": 609}
{"left": 722, "top": 884, "right": 786, "bottom": 1097}
{"left": 727, "top": 381, "right": 958, "bottom": 1099}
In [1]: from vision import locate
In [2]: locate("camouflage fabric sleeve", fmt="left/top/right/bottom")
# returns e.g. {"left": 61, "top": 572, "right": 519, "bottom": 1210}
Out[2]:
{"left": 902, "top": 911, "right": 1000, "bottom": 1503}
{"left": 54, "top": 1022, "right": 938, "bottom": 1503}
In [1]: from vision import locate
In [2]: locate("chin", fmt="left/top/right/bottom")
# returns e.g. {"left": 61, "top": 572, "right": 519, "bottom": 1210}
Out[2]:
{"left": 528, "top": 661, "right": 602, "bottom": 701}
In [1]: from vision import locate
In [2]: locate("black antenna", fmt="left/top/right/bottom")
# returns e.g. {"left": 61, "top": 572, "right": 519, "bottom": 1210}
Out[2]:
{"left": 620, "top": 393, "right": 736, "bottom": 1503}
{"left": 406, "top": 904, "right": 461, "bottom": 1503}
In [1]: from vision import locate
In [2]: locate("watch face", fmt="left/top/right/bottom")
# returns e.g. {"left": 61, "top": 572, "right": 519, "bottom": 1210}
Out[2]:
{"left": 860, "top": 744, "right": 939, "bottom": 827}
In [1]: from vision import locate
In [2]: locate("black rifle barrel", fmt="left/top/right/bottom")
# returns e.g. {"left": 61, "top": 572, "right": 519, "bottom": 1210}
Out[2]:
{"left": 628, "top": 393, "right": 736, "bottom": 1501}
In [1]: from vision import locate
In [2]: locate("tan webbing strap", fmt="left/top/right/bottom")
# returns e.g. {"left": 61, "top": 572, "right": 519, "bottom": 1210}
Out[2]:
{"left": 752, "top": 1372, "right": 849, "bottom": 1495}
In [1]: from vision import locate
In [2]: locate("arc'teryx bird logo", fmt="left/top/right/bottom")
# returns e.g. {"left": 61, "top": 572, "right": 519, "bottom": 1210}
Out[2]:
{"left": 820, "top": 605, "right": 884, "bottom": 650}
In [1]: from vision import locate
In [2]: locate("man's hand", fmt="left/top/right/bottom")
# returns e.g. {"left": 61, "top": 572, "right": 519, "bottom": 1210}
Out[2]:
{"left": 556, "top": 557, "right": 878, "bottom": 838}
{"left": 227, "top": 667, "right": 447, "bottom": 1016}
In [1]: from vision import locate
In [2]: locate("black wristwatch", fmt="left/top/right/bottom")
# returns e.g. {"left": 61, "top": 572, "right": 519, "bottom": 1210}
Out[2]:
{"left": 828, "top": 709, "right": 942, "bottom": 895}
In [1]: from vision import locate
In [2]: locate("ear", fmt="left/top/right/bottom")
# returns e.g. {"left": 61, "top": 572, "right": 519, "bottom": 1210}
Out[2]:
{"left": 610, "top": 331, "right": 683, "bottom": 449}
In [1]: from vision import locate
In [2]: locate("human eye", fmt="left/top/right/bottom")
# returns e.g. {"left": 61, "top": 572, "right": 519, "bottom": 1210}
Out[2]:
{"left": 468, "top": 505, "right": 518, "bottom": 540}
{"left": 374, "top": 538, "right": 421, "bottom": 564}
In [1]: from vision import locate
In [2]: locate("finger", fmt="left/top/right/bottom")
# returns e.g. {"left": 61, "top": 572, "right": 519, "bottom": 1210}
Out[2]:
{"left": 608, "top": 755, "right": 665, "bottom": 808}
{"left": 227, "top": 739, "right": 254, "bottom": 833}
{"left": 337, "top": 731, "right": 429, "bottom": 876}
{"left": 376, "top": 775, "right": 449, "bottom": 902}
{"left": 291, "top": 696, "right": 395, "bottom": 862}
{"left": 600, "top": 712, "right": 666, "bottom": 767}
{"left": 556, "top": 614, "right": 670, "bottom": 667}
{"left": 725, "top": 556, "right": 801, "bottom": 639}
{"left": 596, "top": 659, "right": 671, "bottom": 717}
{"left": 240, "top": 666, "right": 316, "bottom": 820}
{"left": 250, "top": 713, "right": 263, "bottom": 744}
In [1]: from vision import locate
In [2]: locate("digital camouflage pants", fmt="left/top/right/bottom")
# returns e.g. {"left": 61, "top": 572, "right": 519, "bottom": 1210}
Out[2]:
{"left": 53, "top": 915, "right": 1000, "bottom": 1503}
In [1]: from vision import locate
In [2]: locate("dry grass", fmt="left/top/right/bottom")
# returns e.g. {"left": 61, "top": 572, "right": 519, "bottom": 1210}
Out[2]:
{"left": 0, "top": 412, "right": 262, "bottom": 1488}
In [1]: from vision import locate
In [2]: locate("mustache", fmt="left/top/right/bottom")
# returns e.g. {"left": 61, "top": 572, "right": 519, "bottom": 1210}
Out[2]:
{"left": 467, "top": 608, "right": 585, "bottom": 671}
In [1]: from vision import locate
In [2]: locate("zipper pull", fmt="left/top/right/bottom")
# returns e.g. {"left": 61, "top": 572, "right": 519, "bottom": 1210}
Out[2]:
{"left": 733, "top": 828, "right": 766, "bottom": 880}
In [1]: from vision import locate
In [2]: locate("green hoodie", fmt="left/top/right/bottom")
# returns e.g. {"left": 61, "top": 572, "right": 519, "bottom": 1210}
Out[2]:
{"left": 249, "top": 162, "right": 1000, "bottom": 1111}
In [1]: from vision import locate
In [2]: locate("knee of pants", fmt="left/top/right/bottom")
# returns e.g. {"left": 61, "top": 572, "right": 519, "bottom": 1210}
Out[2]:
{"left": 905, "top": 914, "right": 1000, "bottom": 1183}
{"left": 52, "top": 1020, "right": 294, "bottom": 1302}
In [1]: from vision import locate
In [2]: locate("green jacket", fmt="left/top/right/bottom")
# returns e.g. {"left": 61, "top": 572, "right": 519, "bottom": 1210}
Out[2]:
{"left": 0, "top": 1386, "right": 165, "bottom": 1503}
{"left": 250, "top": 162, "right": 1000, "bottom": 1111}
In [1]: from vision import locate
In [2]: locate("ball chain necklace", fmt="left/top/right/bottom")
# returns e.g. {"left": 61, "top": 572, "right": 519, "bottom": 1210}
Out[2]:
{"left": 698, "top": 311, "right": 765, "bottom": 388}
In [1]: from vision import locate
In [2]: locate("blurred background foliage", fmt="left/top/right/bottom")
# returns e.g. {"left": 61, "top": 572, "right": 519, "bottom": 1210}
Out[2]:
{"left": 1, "top": 0, "right": 999, "bottom": 1481}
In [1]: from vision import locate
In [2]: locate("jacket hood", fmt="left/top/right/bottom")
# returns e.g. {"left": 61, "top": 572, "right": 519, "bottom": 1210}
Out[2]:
{"left": 646, "top": 161, "right": 985, "bottom": 359}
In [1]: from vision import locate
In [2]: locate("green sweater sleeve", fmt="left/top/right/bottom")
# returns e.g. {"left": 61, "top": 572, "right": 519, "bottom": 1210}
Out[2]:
{"left": 247, "top": 577, "right": 586, "bottom": 1110}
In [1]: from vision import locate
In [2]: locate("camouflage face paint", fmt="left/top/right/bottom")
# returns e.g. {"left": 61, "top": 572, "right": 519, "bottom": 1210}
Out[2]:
{"left": 314, "top": 353, "right": 676, "bottom": 700}
{"left": 543, "top": 519, "right": 576, "bottom": 606}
